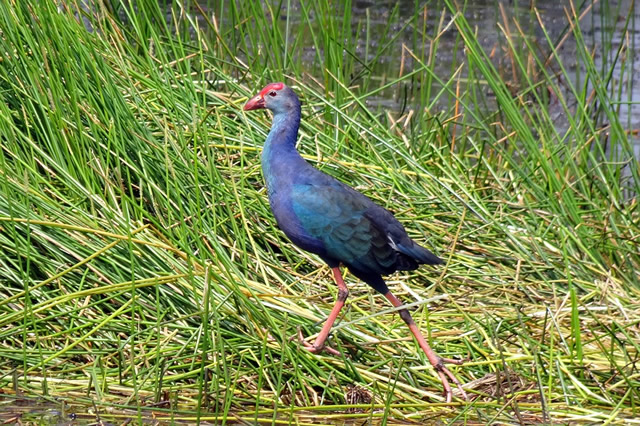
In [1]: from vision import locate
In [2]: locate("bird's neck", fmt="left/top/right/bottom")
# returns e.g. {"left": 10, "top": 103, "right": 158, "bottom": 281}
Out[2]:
{"left": 261, "top": 108, "right": 305, "bottom": 191}
{"left": 263, "top": 109, "right": 301, "bottom": 153}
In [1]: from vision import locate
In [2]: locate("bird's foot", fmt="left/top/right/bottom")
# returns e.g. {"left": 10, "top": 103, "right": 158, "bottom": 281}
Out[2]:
{"left": 432, "top": 356, "right": 468, "bottom": 403}
{"left": 291, "top": 327, "right": 341, "bottom": 356}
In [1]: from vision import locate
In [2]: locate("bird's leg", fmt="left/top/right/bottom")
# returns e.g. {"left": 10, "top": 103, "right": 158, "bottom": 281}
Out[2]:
{"left": 384, "top": 291, "right": 467, "bottom": 403}
{"left": 298, "top": 267, "right": 348, "bottom": 356}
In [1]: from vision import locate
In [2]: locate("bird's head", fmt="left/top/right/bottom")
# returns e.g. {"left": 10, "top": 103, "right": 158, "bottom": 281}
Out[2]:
{"left": 243, "top": 82, "right": 299, "bottom": 114}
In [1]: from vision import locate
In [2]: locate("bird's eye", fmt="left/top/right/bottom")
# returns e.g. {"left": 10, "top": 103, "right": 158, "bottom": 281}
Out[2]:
{"left": 268, "top": 91, "right": 277, "bottom": 97}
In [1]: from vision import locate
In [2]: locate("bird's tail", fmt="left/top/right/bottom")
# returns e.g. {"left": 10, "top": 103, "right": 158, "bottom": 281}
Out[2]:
{"left": 396, "top": 242, "right": 443, "bottom": 266}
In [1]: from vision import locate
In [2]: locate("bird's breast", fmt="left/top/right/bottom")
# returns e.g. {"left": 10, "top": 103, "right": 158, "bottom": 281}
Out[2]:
{"left": 261, "top": 146, "right": 329, "bottom": 256}
{"left": 269, "top": 191, "right": 327, "bottom": 256}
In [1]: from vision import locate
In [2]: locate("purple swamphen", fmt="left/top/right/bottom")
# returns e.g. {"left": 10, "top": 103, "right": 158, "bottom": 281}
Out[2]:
{"left": 244, "top": 82, "right": 466, "bottom": 402}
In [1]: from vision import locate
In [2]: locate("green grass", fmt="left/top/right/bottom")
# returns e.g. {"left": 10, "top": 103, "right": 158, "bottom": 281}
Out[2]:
{"left": 0, "top": 0, "right": 639, "bottom": 423}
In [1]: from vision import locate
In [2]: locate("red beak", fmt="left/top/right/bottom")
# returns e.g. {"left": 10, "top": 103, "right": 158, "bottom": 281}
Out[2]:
{"left": 243, "top": 94, "right": 265, "bottom": 111}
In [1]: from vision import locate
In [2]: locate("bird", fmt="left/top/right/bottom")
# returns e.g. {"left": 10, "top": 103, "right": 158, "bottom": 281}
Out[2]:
{"left": 243, "top": 82, "right": 466, "bottom": 402}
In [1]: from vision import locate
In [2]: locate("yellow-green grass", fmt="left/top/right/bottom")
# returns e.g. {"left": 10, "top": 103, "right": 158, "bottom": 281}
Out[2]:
{"left": 0, "top": 0, "right": 638, "bottom": 423}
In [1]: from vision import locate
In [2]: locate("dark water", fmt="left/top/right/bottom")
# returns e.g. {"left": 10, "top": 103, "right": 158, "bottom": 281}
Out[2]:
{"left": 0, "top": 396, "right": 70, "bottom": 425}
{"left": 79, "top": 0, "right": 640, "bottom": 144}
{"left": 230, "top": 0, "right": 639, "bottom": 151}
{"left": 582, "top": 0, "right": 640, "bottom": 157}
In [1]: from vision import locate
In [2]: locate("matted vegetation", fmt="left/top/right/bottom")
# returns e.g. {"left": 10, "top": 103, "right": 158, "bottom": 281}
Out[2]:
{"left": 0, "top": 0, "right": 638, "bottom": 423}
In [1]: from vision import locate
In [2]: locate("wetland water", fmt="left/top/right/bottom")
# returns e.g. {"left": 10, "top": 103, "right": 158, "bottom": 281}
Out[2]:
{"left": 218, "top": 1, "right": 638, "bottom": 131}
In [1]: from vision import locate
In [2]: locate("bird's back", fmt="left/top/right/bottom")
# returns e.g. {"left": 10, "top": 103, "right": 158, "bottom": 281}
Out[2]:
{"left": 269, "top": 159, "right": 442, "bottom": 293}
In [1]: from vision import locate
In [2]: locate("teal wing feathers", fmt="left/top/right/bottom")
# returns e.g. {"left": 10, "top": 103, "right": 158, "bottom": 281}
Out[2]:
{"left": 291, "top": 183, "right": 398, "bottom": 272}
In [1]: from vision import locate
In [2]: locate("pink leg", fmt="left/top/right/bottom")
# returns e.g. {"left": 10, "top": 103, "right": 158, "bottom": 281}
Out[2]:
{"left": 299, "top": 267, "right": 348, "bottom": 356}
{"left": 384, "top": 292, "right": 467, "bottom": 402}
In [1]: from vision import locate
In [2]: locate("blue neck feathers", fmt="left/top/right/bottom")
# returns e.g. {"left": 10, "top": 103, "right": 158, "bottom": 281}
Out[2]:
{"left": 261, "top": 107, "right": 304, "bottom": 193}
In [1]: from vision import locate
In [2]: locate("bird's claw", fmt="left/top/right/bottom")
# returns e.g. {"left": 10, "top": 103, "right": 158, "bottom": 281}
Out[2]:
{"left": 433, "top": 356, "right": 468, "bottom": 402}
{"left": 292, "top": 326, "right": 341, "bottom": 356}
{"left": 438, "top": 356, "right": 465, "bottom": 366}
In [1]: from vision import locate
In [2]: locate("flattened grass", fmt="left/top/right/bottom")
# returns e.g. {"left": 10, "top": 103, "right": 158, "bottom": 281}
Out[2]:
{"left": 0, "top": 0, "right": 638, "bottom": 423}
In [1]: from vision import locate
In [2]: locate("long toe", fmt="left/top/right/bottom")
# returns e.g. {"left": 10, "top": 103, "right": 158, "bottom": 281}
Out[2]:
{"left": 441, "top": 364, "right": 468, "bottom": 401}
{"left": 432, "top": 357, "right": 467, "bottom": 402}
{"left": 302, "top": 341, "right": 340, "bottom": 356}
{"left": 440, "top": 356, "right": 465, "bottom": 366}
{"left": 435, "top": 369, "right": 454, "bottom": 403}
{"left": 294, "top": 327, "right": 341, "bottom": 356}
